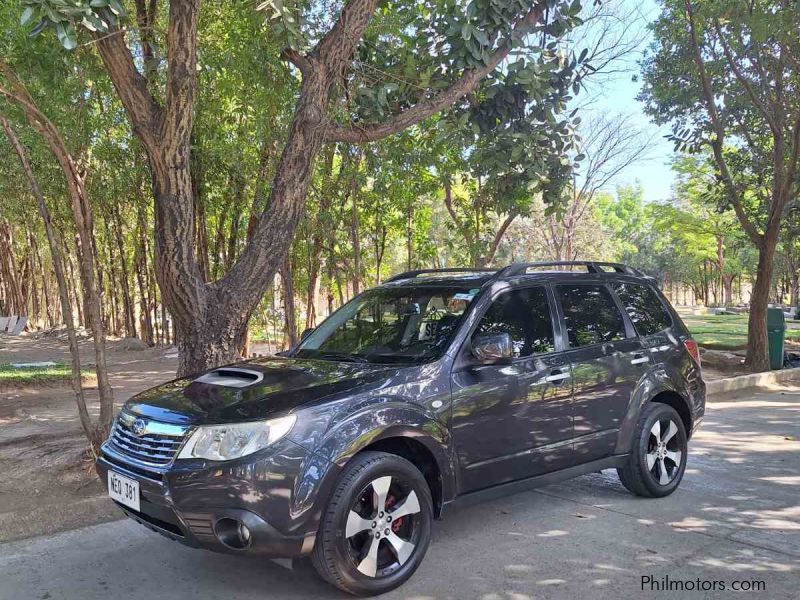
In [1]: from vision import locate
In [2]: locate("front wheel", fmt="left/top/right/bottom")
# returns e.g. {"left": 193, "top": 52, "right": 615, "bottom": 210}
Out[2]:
{"left": 311, "top": 451, "right": 433, "bottom": 596}
{"left": 617, "top": 402, "right": 688, "bottom": 498}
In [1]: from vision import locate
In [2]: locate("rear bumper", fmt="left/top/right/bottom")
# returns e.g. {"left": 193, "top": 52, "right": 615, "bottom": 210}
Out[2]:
{"left": 96, "top": 439, "right": 336, "bottom": 558}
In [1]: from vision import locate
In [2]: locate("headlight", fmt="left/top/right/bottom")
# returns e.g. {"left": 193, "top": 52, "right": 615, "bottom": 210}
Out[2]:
{"left": 177, "top": 415, "right": 296, "bottom": 461}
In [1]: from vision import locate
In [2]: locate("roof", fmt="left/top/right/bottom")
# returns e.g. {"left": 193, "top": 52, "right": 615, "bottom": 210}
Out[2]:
{"left": 382, "top": 261, "right": 651, "bottom": 288}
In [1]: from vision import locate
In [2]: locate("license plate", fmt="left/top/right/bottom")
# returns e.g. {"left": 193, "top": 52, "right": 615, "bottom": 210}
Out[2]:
{"left": 108, "top": 470, "right": 140, "bottom": 512}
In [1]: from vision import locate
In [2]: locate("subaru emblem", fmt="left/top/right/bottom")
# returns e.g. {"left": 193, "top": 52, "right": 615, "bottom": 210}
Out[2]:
{"left": 132, "top": 418, "right": 147, "bottom": 436}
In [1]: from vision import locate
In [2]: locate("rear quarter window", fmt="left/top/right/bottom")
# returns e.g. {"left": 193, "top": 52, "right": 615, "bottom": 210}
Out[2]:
{"left": 613, "top": 282, "right": 672, "bottom": 337}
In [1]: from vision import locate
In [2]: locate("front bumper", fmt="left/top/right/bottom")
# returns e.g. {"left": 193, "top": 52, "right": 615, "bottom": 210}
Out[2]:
{"left": 96, "top": 438, "right": 339, "bottom": 558}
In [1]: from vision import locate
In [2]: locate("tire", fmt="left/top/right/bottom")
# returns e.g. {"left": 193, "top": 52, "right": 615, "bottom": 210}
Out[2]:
{"left": 311, "top": 451, "right": 433, "bottom": 596}
{"left": 617, "top": 402, "right": 688, "bottom": 498}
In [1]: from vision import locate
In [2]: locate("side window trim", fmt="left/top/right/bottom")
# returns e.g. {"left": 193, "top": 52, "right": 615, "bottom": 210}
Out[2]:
{"left": 614, "top": 280, "right": 674, "bottom": 338}
{"left": 554, "top": 280, "right": 634, "bottom": 350}
{"left": 645, "top": 283, "right": 675, "bottom": 332}
{"left": 606, "top": 281, "right": 639, "bottom": 340}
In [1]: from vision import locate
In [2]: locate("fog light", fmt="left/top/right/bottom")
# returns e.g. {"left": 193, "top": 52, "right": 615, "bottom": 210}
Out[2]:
{"left": 214, "top": 517, "right": 252, "bottom": 549}
{"left": 238, "top": 522, "right": 251, "bottom": 545}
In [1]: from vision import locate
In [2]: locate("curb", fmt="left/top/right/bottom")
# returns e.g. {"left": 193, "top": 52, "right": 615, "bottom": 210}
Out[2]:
{"left": 706, "top": 367, "right": 800, "bottom": 395}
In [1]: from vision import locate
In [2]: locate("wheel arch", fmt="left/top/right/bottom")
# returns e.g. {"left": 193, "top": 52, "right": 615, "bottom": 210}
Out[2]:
{"left": 648, "top": 390, "right": 692, "bottom": 438}
{"left": 310, "top": 403, "right": 457, "bottom": 522}
{"left": 355, "top": 435, "right": 446, "bottom": 518}
{"left": 616, "top": 369, "right": 695, "bottom": 454}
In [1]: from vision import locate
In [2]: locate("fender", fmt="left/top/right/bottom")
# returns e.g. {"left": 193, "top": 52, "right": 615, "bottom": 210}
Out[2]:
{"left": 286, "top": 400, "right": 456, "bottom": 552}
{"left": 314, "top": 401, "right": 456, "bottom": 499}
{"left": 614, "top": 363, "right": 694, "bottom": 455}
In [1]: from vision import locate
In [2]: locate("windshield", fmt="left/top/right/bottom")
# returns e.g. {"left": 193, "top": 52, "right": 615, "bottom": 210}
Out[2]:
{"left": 294, "top": 286, "right": 480, "bottom": 364}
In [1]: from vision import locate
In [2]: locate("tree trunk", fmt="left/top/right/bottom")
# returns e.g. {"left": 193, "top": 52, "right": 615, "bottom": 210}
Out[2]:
{"left": 281, "top": 254, "right": 298, "bottom": 349}
{"left": 112, "top": 205, "right": 137, "bottom": 337}
{"left": 722, "top": 274, "right": 734, "bottom": 307}
{"left": 0, "top": 220, "right": 25, "bottom": 315}
{"left": 745, "top": 232, "right": 779, "bottom": 372}
{"left": 351, "top": 192, "right": 362, "bottom": 296}
{"left": 305, "top": 242, "right": 322, "bottom": 330}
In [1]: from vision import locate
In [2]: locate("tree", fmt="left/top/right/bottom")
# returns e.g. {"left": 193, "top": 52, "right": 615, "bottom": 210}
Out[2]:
{"left": 782, "top": 205, "right": 800, "bottom": 308}
{"left": 668, "top": 154, "right": 748, "bottom": 306}
{"left": 541, "top": 114, "right": 654, "bottom": 261}
{"left": 20, "top": 0, "right": 585, "bottom": 375}
{"left": 0, "top": 61, "right": 115, "bottom": 449}
{"left": 0, "top": 113, "right": 108, "bottom": 451}
{"left": 640, "top": 0, "right": 800, "bottom": 371}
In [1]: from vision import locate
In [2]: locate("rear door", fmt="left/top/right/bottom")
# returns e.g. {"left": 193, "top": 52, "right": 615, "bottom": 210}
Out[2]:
{"left": 450, "top": 285, "right": 574, "bottom": 493}
{"left": 554, "top": 281, "right": 651, "bottom": 462}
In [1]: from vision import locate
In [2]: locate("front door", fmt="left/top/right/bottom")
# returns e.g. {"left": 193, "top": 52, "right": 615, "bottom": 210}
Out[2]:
{"left": 555, "top": 282, "right": 650, "bottom": 462}
{"left": 450, "top": 285, "right": 574, "bottom": 493}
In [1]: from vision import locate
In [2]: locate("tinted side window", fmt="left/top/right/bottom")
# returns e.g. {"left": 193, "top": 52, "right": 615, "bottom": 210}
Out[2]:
{"left": 613, "top": 282, "right": 672, "bottom": 336}
{"left": 557, "top": 284, "right": 627, "bottom": 347}
{"left": 473, "top": 287, "right": 555, "bottom": 358}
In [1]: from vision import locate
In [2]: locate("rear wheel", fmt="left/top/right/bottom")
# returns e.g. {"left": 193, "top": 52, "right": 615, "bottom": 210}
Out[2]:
{"left": 617, "top": 403, "right": 688, "bottom": 498}
{"left": 311, "top": 451, "right": 433, "bottom": 596}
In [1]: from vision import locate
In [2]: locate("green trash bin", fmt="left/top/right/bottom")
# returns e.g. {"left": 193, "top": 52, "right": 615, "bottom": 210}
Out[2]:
{"left": 767, "top": 307, "right": 786, "bottom": 370}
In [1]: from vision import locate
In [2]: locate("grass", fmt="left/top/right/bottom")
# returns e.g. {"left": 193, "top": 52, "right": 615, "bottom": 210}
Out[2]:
{"left": 679, "top": 312, "right": 800, "bottom": 350}
{"left": 0, "top": 363, "right": 96, "bottom": 387}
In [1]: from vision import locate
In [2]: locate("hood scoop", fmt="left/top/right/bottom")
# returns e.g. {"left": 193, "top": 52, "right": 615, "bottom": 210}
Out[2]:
{"left": 193, "top": 367, "right": 264, "bottom": 388}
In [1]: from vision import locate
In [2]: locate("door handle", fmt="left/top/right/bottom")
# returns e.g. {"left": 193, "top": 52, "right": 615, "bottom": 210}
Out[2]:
{"left": 649, "top": 345, "right": 672, "bottom": 353}
{"left": 630, "top": 355, "right": 649, "bottom": 365}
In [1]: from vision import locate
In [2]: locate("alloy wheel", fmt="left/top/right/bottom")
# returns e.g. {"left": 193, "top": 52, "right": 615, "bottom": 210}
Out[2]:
{"left": 646, "top": 418, "right": 683, "bottom": 485}
{"left": 345, "top": 475, "right": 422, "bottom": 578}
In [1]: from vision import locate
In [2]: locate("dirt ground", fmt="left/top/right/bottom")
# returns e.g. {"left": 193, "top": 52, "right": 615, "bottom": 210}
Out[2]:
{"left": 0, "top": 334, "right": 179, "bottom": 542}
{"left": 0, "top": 333, "right": 757, "bottom": 544}
{"left": 0, "top": 334, "right": 286, "bottom": 543}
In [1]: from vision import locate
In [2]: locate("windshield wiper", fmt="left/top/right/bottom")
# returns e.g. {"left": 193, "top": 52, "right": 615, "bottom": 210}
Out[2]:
{"left": 315, "top": 352, "right": 369, "bottom": 363}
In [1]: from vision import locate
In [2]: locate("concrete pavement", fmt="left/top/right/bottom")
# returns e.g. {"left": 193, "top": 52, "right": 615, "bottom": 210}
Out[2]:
{"left": 1, "top": 384, "right": 798, "bottom": 599}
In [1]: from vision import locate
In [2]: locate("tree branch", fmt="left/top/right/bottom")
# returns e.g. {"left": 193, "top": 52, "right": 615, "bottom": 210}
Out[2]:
{"left": 485, "top": 212, "right": 517, "bottom": 266}
{"left": 163, "top": 0, "right": 200, "bottom": 154}
{"left": 314, "top": 0, "right": 379, "bottom": 74}
{"left": 92, "top": 27, "right": 163, "bottom": 150}
{"left": 280, "top": 48, "right": 312, "bottom": 76}
{"left": 325, "top": 0, "right": 550, "bottom": 143}
{"left": 683, "top": 0, "right": 763, "bottom": 246}
{"left": 713, "top": 21, "right": 778, "bottom": 134}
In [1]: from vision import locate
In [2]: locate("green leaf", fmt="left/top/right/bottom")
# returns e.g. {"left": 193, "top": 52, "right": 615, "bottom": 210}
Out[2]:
{"left": 29, "top": 18, "right": 48, "bottom": 37}
{"left": 55, "top": 21, "right": 77, "bottom": 50}
{"left": 20, "top": 6, "right": 35, "bottom": 26}
{"left": 108, "top": 0, "right": 126, "bottom": 16}
{"left": 473, "top": 28, "right": 489, "bottom": 47}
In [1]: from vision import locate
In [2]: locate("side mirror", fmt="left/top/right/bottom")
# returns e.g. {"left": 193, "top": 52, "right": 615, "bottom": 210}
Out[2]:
{"left": 471, "top": 332, "right": 513, "bottom": 364}
{"left": 300, "top": 327, "right": 314, "bottom": 342}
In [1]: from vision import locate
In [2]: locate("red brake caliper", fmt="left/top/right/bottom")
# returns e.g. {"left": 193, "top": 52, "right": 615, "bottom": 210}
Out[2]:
{"left": 386, "top": 494, "right": 403, "bottom": 533}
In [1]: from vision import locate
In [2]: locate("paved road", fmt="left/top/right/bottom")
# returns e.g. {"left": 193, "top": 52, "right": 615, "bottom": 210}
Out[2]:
{"left": 1, "top": 385, "right": 799, "bottom": 599}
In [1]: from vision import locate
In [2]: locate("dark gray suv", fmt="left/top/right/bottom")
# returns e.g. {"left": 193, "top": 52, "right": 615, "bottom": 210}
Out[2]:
{"left": 96, "top": 261, "right": 705, "bottom": 595}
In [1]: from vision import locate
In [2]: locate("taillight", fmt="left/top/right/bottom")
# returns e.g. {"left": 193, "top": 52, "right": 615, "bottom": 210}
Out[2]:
{"left": 683, "top": 339, "right": 701, "bottom": 367}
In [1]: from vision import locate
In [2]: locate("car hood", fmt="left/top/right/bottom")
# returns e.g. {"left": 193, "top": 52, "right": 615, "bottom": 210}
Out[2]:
{"left": 124, "top": 357, "right": 397, "bottom": 425}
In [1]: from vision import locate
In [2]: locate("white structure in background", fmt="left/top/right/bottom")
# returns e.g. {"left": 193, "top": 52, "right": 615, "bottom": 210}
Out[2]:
{"left": 0, "top": 315, "right": 27, "bottom": 335}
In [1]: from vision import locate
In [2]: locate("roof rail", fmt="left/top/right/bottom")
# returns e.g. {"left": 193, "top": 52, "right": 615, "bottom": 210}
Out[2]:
{"left": 384, "top": 268, "right": 497, "bottom": 283}
{"left": 494, "top": 261, "right": 645, "bottom": 278}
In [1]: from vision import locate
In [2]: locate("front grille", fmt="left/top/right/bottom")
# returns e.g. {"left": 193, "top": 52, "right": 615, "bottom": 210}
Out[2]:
{"left": 108, "top": 412, "right": 188, "bottom": 465}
